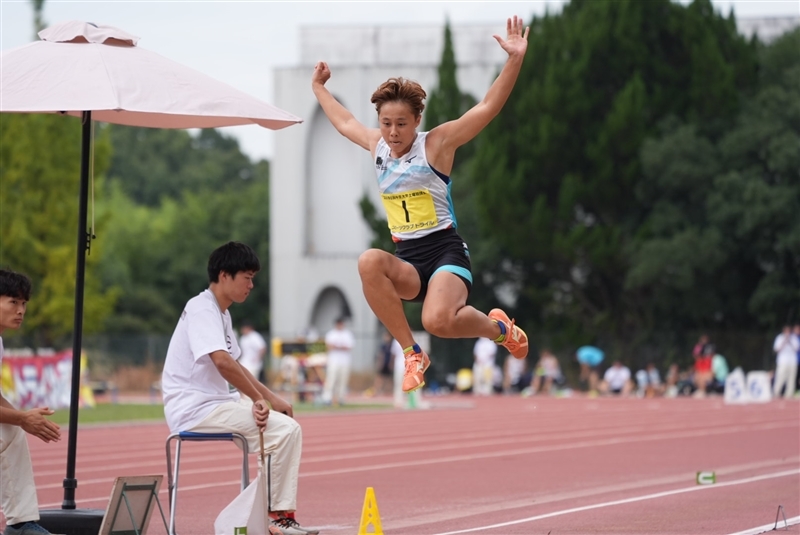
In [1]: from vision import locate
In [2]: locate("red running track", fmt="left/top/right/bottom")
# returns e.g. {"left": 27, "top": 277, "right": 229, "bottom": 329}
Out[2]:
{"left": 3, "top": 395, "right": 799, "bottom": 534}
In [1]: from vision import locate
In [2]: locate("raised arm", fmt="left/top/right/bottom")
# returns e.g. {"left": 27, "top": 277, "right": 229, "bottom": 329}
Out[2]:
{"left": 311, "top": 61, "right": 380, "bottom": 151}
{"left": 427, "top": 16, "right": 529, "bottom": 168}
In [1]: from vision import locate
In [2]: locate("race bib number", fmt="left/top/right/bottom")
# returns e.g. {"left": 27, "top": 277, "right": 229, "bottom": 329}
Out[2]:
{"left": 381, "top": 188, "right": 438, "bottom": 234}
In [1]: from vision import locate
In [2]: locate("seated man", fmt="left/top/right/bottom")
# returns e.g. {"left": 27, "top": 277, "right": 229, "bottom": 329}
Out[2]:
{"left": 530, "top": 349, "right": 562, "bottom": 395}
{"left": 635, "top": 362, "right": 664, "bottom": 398}
{"left": 709, "top": 347, "right": 729, "bottom": 394}
{"left": 599, "top": 360, "right": 633, "bottom": 396}
{"left": 1, "top": 269, "right": 62, "bottom": 535}
{"left": 576, "top": 345, "right": 604, "bottom": 394}
{"left": 161, "top": 242, "right": 317, "bottom": 535}
{"left": 503, "top": 351, "right": 528, "bottom": 394}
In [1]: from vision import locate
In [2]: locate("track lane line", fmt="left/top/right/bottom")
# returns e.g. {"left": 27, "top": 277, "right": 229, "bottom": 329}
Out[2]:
{"left": 429, "top": 469, "right": 800, "bottom": 535}
{"left": 726, "top": 515, "right": 800, "bottom": 535}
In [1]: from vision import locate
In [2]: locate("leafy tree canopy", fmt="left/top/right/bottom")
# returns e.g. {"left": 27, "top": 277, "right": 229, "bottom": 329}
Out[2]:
{"left": 0, "top": 114, "right": 118, "bottom": 342}
{"left": 471, "top": 0, "right": 760, "bottom": 357}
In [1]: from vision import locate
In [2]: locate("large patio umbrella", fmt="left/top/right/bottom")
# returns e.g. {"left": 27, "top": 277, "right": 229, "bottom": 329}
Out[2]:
{"left": 1, "top": 20, "right": 301, "bottom": 534}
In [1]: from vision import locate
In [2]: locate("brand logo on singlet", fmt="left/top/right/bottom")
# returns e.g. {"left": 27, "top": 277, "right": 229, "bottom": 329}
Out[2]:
{"left": 405, "top": 155, "right": 417, "bottom": 164}
{"left": 375, "top": 156, "right": 387, "bottom": 171}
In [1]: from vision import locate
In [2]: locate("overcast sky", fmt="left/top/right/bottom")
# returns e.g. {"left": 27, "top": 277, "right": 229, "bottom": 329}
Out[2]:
{"left": 2, "top": 0, "right": 798, "bottom": 161}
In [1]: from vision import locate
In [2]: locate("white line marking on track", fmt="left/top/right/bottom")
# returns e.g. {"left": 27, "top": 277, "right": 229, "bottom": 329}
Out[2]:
{"left": 429, "top": 469, "right": 800, "bottom": 535}
{"left": 726, "top": 515, "right": 800, "bottom": 535}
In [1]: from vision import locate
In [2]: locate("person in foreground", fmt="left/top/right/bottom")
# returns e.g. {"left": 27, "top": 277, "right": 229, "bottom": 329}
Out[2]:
{"left": 160, "top": 242, "right": 318, "bottom": 535}
{"left": 311, "top": 16, "right": 531, "bottom": 393}
{"left": 0, "top": 269, "right": 61, "bottom": 535}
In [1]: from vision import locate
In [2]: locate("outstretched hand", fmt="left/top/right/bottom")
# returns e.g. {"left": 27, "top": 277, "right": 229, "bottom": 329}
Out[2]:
{"left": 21, "top": 407, "right": 61, "bottom": 443}
{"left": 493, "top": 16, "right": 530, "bottom": 58}
{"left": 312, "top": 61, "right": 332, "bottom": 86}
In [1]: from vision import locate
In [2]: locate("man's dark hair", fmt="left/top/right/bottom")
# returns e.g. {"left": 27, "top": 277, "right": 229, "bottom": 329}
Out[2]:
{"left": 0, "top": 269, "right": 32, "bottom": 300}
{"left": 207, "top": 242, "right": 260, "bottom": 283}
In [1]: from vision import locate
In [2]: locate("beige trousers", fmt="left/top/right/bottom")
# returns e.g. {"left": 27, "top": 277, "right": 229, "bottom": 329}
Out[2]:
{"left": 189, "top": 398, "right": 302, "bottom": 512}
{"left": 0, "top": 422, "right": 39, "bottom": 525}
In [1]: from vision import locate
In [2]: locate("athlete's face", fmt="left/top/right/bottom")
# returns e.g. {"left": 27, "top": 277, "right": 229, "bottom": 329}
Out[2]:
{"left": 378, "top": 101, "right": 421, "bottom": 158}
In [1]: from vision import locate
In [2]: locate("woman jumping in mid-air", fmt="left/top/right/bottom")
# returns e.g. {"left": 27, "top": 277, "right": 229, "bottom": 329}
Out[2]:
{"left": 311, "top": 16, "right": 530, "bottom": 394}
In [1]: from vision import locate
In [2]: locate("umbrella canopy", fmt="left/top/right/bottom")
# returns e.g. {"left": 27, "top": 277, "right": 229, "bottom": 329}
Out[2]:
{"left": 0, "top": 20, "right": 301, "bottom": 532}
{"left": 1, "top": 20, "right": 302, "bottom": 129}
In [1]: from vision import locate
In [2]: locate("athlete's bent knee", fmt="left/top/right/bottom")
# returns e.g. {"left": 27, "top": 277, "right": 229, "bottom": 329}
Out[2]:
{"left": 358, "top": 249, "right": 388, "bottom": 278}
{"left": 421, "top": 309, "right": 455, "bottom": 338}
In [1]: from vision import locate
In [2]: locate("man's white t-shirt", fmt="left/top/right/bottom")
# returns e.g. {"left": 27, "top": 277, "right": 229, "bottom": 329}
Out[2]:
{"left": 162, "top": 289, "right": 241, "bottom": 432}
{"left": 773, "top": 333, "right": 800, "bottom": 366}
{"left": 604, "top": 365, "right": 631, "bottom": 390}
{"left": 325, "top": 328, "right": 354, "bottom": 367}
{"left": 239, "top": 330, "right": 267, "bottom": 375}
{"left": 505, "top": 355, "right": 525, "bottom": 384}
{"left": 473, "top": 337, "right": 497, "bottom": 366}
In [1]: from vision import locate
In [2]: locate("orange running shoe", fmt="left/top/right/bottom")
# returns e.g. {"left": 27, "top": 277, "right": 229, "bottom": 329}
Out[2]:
{"left": 402, "top": 348, "right": 431, "bottom": 393}
{"left": 488, "top": 308, "right": 529, "bottom": 359}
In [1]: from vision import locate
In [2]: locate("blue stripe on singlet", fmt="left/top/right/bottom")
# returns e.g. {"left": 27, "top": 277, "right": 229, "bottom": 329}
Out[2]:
{"left": 383, "top": 166, "right": 434, "bottom": 194}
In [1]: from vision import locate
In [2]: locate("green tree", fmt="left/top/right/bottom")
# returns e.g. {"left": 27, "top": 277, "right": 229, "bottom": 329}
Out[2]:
{"left": 471, "top": 0, "right": 758, "bottom": 356}
{"left": 630, "top": 28, "right": 800, "bottom": 334}
{"left": 31, "top": 0, "right": 45, "bottom": 36}
{"left": 423, "top": 20, "right": 478, "bottom": 169}
{"left": 0, "top": 114, "right": 118, "bottom": 342}
{"left": 106, "top": 126, "right": 262, "bottom": 206}
{"left": 97, "top": 159, "right": 272, "bottom": 333}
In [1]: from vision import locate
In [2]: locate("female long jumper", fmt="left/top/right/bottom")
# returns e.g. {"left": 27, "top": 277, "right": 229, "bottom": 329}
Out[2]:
{"left": 311, "top": 16, "right": 530, "bottom": 393}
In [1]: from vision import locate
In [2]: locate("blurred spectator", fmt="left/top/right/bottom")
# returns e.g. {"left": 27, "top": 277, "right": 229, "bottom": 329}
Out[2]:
{"left": 795, "top": 324, "right": 800, "bottom": 393}
{"left": 239, "top": 321, "right": 267, "bottom": 382}
{"left": 367, "top": 330, "right": 394, "bottom": 397}
{"left": 635, "top": 362, "right": 664, "bottom": 398}
{"left": 322, "top": 317, "right": 354, "bottom": 406}
{"left": 709, "top": 347, "right": 729, "bottom": 394}
{"left": 502, "top": 351, "right": 528, "bottom": 394}
{"left": 693, "top": 334, "right": 710, "bottom": 359}
{"left": 530, "top": 349, "right": 562, "bottom": 396}
{"left": 599, "top": 360, "right": 633, "bottom": 396}
{"left": 772, "top": 325, "right": 799, "bottom": 399}
{"left": 664, "top": 363, "right": 681, "bottom": 397}
{"left": 692, "top": 343, "right": 714, "bottom": 398}
{"left": 473, "top": 337, "right": 497, "bottom": 396}
{"left": 576, "top": 345, "right": 604, "bottom": 394}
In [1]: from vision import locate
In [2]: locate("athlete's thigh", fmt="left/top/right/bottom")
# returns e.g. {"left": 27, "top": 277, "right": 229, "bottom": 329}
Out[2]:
{"left": 364, "top": 249, "right": 421, "bottom": 301}
{"left": 422, "top": 270, "right": 469, "bottom": 317}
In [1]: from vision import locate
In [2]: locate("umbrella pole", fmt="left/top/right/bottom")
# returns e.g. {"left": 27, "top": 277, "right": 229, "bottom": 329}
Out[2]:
{"left": 62, "top": 110, "right": 92, "bottom": 509}
{"left": 39, "top": 112, "right": 105, "bottom": 534}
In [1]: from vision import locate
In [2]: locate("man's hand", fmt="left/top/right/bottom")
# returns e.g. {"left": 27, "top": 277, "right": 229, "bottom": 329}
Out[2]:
{"left": 21, "top": 407, "right": 61, "bottom": 443}
{"left": 252, "top": 399, "right": 270, "bottom": 430}
{"left": 269, "top": 396, "right": 294, "bottom": 418}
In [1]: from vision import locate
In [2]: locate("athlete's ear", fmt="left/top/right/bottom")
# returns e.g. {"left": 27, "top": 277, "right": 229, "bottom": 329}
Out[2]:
{"left": 414, "top": 114, "right": 421, "bottom": 128}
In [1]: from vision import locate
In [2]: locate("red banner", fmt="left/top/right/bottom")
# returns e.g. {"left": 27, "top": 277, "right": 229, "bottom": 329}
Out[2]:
{"left": 1, "top": 350, "right": 73, "bottom": 410}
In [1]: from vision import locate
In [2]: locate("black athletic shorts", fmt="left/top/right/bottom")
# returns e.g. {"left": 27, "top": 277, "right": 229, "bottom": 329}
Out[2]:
{"left": 394, "top": 228, "right": 472, "bottom": 303}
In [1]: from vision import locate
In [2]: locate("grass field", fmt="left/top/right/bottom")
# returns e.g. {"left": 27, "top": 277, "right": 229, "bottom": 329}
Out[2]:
{"left": 50, "top": 400, "right": 393, "bottom": 425}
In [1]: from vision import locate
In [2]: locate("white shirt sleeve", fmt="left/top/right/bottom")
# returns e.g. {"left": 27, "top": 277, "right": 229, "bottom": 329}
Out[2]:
{"left": 186, "top": 308, "right": 230, "bottom": 361}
